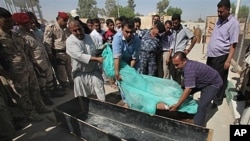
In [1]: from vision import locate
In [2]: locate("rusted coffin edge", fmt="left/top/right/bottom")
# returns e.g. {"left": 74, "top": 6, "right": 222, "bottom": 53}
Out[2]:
{"left": 54, "top": 96, "right": 213, "bottom": 141}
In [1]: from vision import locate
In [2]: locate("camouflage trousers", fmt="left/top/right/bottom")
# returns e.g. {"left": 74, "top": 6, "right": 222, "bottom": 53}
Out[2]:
{"left": 36, "top": 63, "right": 56, "bottom": 93}
{"left": 12, "top": 69, "right": 45, "bottom": 118}
{"left": 139, "top": 51, "right": 157, "bottom": 76}
{"left": 52, "top": 52, "right": 73, "bottom": 88}
{"left": 0, "top": 96, "right": 15, "bottom": 140}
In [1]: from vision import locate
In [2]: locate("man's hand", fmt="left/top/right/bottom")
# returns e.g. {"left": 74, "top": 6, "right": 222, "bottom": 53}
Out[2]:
{"left": 115, "top": 73, "right": 122, "bottom": 81}
{"left": 184, "top": 49, "right": 190, "bottom": 55}
{"left": 91, "top": 56, "right": 103, "bottom": 63}
{"left": 224, "top": 61, "right": 230, "bottom": 70}
{"left": 96, "top": 57, "right": 104, "bottom": 63}
{"left": 169, "top": 104, "right": 179, "bottom": 111}
{"left": 165, "top": 58, "right": 170, "bottom": 65}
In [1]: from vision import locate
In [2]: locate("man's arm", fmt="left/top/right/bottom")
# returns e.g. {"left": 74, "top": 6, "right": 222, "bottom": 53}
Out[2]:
{"left": 183, "top": 28, "right": 197, "bottom": 54}
{"left": 130, "top": 59, "right": 136, "bottom": 67}
{"left": 225, "top": 43, "right": 237, "bottom": 70}
{"left": 169, "top": 87, "right": 192, "bottom": 111}
{"left": 43, "top": 25, "right": 53, "bottom": 57}
{"left": 169, "top": 49, "right": 173, "bottom": 59}
{"left": 225, "top": 20, "right": 240, "bottom": 69}
{"left": 130, "top": 37, "right": 141, "bottom": 68}
{"left": 185, "top": 36, "right": 197, "bottom": 54}
{"left": 114, "top": 58, "right": 121, "bottom": 80}
{"left": 112, "top": 34, "right": 122, "bottom": 80}
{"left": 90, "top": 56, "right": 103, "bottom": 63}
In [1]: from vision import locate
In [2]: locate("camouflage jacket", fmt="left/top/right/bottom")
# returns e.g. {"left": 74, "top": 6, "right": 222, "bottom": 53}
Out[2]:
{"left": 0, "top": 29, "right": 34, "bottom": 76}
{"left": 18, "top": 28, "right": 50, "bottom": 68}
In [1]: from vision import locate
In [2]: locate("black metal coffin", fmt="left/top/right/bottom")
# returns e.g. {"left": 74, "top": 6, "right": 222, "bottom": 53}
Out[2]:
{"left": 54, "top": 96, "right": 213, "bottom": 141}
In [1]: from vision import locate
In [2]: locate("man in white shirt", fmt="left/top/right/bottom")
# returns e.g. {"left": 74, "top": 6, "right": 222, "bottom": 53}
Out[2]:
{"left": 66, "top": 20, "right": 105, "bottom": 101}
{"left": 90, "top": 18, "right": 105, "bottom": 47}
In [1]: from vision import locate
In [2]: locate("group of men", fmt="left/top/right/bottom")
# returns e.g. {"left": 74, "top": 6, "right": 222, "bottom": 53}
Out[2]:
{"left": 110, "top": 0, "right": 239, "bottom": 127}
{"left": 0, "top": 7, "right": 76, "bottom": 141}
{"left": 0, "top": 0, "right": 241, "bottom": 140}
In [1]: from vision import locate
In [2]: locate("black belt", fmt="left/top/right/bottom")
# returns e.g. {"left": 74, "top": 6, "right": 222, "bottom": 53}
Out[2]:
{"left": 140, "top": 50, "right": 155, "bottom": 53}
{"left": 53, "top": 49, "right": 66, "bottom": 53}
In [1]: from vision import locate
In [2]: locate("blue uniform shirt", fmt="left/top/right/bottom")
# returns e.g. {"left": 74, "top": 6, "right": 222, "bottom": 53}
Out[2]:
{"left": 112, "top": 31, "right": 141, "bottom": 64}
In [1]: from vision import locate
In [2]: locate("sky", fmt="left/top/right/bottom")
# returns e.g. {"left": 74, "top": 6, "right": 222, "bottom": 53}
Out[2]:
{"left": 1, "top": 0, "right": 249, "bottom": 22}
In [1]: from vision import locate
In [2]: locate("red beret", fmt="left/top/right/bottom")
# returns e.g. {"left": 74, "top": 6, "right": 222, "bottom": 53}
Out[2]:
{"left": 12, "top": 13, "right": 30, "bottom": 24}
{"left": 58, "top": 12, "right": 69, "bottom": 20}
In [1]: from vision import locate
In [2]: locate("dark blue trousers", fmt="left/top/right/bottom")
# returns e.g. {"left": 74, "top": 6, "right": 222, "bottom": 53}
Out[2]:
{"left": 192, "top": 85, "right": 219, "bottom": 126}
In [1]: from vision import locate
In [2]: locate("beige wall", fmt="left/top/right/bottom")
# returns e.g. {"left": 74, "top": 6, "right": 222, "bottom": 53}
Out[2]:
{"left": 80, "top": 16, "right": 172, "bottom": 30}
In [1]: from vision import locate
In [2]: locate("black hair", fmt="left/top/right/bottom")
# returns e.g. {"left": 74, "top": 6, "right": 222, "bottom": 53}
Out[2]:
{"left": 172, "top": 14, "right": 181, "bottom": 21}
{"left": 165, "top": 20, "right": 172, "bottom": 26}
{"left": 86, "top": 18, "right": 93, "bottom": 24}
{"left": 119, "top": 16, "right": 127, "bottom": 22}
{"left": 154, "top": 20, "right": 165, "bottom": 33}
{"left": 134, "top": 17, "right": 141, "bottom": 25}
{"left": 26, "top": 11, "right": 41, "bottom": 28}
{"left": 74, "top": 16, "right": 80, "bottom": 20}
{"left": 106, "top": 18, "right": 114, "bottom": 25}
{"left": 0, "top": 7, "right": 11, "bottom": 19}
{"left": 92, "top": 18, "right": 100, "bottom": 24}
{"left": 121, "top": 18, "right": 134, "bottom": 29}
{"left": 115, "top": 17, "right": 121, "bottom": 22}
{"left": 217, "top": 0, "right": 231, "bottom": 9}
{"left": 153, "top": 14, "right": 160, "bottom": 20}
{"left": 173, "top": 51, "right": 187, "bottom": 61}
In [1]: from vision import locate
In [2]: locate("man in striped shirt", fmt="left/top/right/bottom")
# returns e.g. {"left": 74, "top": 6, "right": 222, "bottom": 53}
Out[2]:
{"left": 169, "top": 52, "right": 223, "bottom": 126}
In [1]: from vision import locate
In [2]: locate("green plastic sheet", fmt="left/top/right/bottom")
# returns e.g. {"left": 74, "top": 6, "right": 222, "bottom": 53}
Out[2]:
{"left": 102, "top": 45, "right": 198, "bottom": 115}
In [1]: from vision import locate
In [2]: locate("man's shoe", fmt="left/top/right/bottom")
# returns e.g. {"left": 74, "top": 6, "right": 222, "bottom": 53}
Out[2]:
{"left": 50, "top": 88, "right": 66, "bottom": 98}
{"left": 28, "top": 113, "right": 44, "bottom": 122}
{"left": 50, "top": 92, "right": 65, "bottom": 98}
{"left": 13, "top": 116, "right": 26, "bottom": 122}
{"left": 37, "top": 107, "right": 52, "bottom": 114}
{"left": 41, "top": 91, "right": 54, "bottom": 105}
{"left": 43, "top": 96, "right": 54, "bottom": 105}
{"left": 233, "top": 94, "right": 245, "bottom": 101}
{"left": 211, "top": 103, "right": 218, "bottom": 109}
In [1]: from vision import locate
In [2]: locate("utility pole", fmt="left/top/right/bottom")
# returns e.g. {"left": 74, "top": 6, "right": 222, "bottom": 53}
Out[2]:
{"left": 235, "top": 0, "right": 241, "bottom": 19}
{"left": 117, "top": 0, "right": 120, "bottom": 17}
{"left": 231, "top": 0, "right": 242, "bottom": 73}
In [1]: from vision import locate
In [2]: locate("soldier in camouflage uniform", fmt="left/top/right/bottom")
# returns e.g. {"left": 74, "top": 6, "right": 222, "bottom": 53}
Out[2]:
{"left": 14, "top": 12, "right": 64, "bottom": 105}
{"left": 0, "top": 9, "right": 51, "bottom": 122}
{"left": 43, "top": 12, "right": 73, "bottom": 93}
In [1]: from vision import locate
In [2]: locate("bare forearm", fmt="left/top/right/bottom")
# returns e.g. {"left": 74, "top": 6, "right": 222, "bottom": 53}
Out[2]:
{"left": 187, "top": 36, "right": 197, "bottom": 51}
{"left": 130, "top": 59, "right": 136, "bottom": 67}
{"left": 226, "top": 44, "right": 237, "bottom": 63}
{"left": 169, "top": 49, "right": 173, "bottom": 57}
{"left": 90, "top": 56, "right": 103, "bottom": 63}
{"left": 176, "top": 88, "right": 192, "bottom": 107}
{"left": 114, "top": 58, "right": 120, "bottom": 75}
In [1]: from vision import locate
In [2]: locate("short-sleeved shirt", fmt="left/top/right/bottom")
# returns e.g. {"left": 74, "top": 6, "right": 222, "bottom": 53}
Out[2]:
{"left": 183, "top": 60, "right": 223, "bottom": 89}
{"left": 207, "top": 15, "right": 240, "bottom": 57}
{"left": 43, "top": 22, "right": 70, "bottom": 50}
{"left": 160, "top": 31, "right": 174, "bottom": 51}
{"left": 112, "top": 31, "right": 141, "bottom": 64}
{"left": 170, "top": 25, "right": 194, "bottom": 55}
{"left": 90, "top": 29, "right": 105, "bottom": 47}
